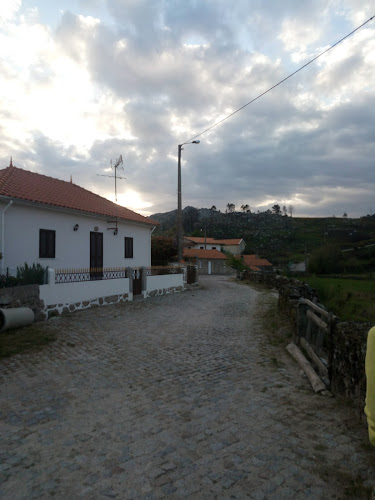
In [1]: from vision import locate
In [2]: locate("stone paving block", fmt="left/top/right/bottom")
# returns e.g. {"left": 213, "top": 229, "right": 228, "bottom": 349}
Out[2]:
{"left": 0, "top": 276, "right": 373, "bottom": 499}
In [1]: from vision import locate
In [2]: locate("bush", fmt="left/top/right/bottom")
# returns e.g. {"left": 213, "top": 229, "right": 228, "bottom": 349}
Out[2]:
{"left": 0, "top": 275, "right": 21, "bottom": 289}
{"left": 16, "top": 263, "right": 48, "bottom": 285}
{"left": 308, "top": 245, "right": 344, "bottom": 274}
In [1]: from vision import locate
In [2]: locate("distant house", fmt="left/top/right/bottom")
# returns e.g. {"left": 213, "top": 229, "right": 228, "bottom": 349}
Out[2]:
{"left": 241, "top": 254, "right": 273, "bottom": 272}
{"left": 184, "top": 237, "right": 245, "bottom": 255}
{"left": 183, "top": 248, "right": 233, "bottom": 275}
{"left": 0, "top": 163, "right": 158, "bottom": 274}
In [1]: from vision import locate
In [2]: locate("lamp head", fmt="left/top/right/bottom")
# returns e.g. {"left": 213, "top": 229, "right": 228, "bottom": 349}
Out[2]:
{"left": 192, "top": 140, "right": 200, "bottom": 144}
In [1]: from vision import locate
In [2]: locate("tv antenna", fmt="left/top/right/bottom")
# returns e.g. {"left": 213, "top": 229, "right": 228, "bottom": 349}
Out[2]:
{"left": 97, "top": 155, "right": 126, "bottom": 234}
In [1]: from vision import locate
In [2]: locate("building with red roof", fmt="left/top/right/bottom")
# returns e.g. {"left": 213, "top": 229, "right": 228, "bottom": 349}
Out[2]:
{"left": 183, "top": 248, "right": 234, "bottom": 275}
{"left": 184, "top": 236, "right": 245, "bottom": 255}
{"left": 0, "top": 162, "right": 158, "bottom": 273}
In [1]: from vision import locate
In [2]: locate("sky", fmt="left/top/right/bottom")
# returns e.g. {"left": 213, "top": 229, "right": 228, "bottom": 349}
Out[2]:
{"left": 1, "top": 0, "right": 374, "bottom": 218}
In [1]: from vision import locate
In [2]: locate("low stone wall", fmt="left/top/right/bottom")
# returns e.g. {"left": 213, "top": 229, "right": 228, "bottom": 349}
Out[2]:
{"left": 0, "top": 285, "right": 45, "bottom": 321}
{"left": 242, "top": 270, "right": 371, "bottom": 417}
{"left": 44, "top": 293, "right": 131, "bottom": 319}
{"left": 331, "top": 321, "right": 372, "bottom": 420}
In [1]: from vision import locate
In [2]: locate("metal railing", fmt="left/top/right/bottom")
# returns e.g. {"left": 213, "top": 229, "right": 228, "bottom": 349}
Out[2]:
{"left": 146, "top": 266, "right": 184, "bottom": 276}
{"left": 55, "top": 267, "right": 129, "bottom": 284}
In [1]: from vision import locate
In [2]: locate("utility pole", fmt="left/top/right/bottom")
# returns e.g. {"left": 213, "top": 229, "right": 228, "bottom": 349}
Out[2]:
{"left": 177, "top": 141, "right": 200, "bottom": 262}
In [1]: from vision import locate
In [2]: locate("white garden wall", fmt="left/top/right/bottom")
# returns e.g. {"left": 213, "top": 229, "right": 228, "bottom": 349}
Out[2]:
{"left": 40, "top": 278, "right": 130, "bottom": 306}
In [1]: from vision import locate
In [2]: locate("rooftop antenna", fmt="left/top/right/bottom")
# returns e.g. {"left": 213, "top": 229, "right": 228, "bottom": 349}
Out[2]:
{"left": 97, "top": 155, "right": 126, "bottom": 235}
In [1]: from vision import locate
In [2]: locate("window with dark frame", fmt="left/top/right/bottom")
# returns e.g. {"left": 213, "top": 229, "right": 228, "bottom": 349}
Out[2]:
{"left": 124, "top": 237, "right": 133, "bottom": 258}
{"left": 39, "top": 229, "right": 56, "bottom": 258}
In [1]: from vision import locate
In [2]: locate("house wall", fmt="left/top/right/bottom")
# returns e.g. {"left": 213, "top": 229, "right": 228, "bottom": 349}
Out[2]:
{"left": 222, "top": 241, "right": 245, "bottom": 255}
{"left": 190, "top": 243, "right": 223, "bottom": 251}
{"left": 0, "top": 201, "right": 152, "bottom": 273}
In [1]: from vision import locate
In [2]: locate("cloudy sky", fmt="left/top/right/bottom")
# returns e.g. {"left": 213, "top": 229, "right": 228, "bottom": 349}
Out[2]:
{"left": 1, "top": 0, "right": 374, "bottom": 218}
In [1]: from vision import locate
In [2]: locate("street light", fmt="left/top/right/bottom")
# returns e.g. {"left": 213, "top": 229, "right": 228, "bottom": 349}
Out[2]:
{"left": 177, "top": 140, "right": 200, "bottom": 262}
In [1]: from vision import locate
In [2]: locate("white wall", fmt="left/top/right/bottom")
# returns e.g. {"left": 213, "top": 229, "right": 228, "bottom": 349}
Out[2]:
{"left": 146, "top": 274, "right": 184, "bottom": 292}
{"left": 40, "top": 278, "right": 130, "bottom": 306}
{"left": 191, "top": 243, "right": 223, "bottom": 251}
{"left": 0, "top": 201, "right": 152, "bottom": 273}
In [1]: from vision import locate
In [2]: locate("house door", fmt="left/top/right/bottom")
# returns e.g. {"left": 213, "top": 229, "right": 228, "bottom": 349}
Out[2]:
{"left": 208, "top": 261, "right": 212, "bottom": 275}
{"left": 90, "top": 231, "right": 103, "bottom": 279}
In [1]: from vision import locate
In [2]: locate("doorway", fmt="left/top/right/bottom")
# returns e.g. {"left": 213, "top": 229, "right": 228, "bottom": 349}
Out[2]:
{"left": 90, "top": 231, "right": 103, "bottom": 279}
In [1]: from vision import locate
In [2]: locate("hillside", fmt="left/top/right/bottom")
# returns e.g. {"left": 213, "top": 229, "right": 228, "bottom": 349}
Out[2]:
{"left": 150, "top": 207, "right": 375, "bottom": 266}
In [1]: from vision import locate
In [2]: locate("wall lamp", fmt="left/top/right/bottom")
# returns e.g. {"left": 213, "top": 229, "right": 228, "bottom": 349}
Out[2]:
{"left": 73, "top": 224, "right": 79, "bottom": 231}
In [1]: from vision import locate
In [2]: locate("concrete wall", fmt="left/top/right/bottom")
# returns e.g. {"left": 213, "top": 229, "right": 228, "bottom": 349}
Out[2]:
{"left": 144, "top": 273, "right": 184, "bottom": 297}
{"left": 0, "top": 200, "right": 152, "bottom": 273}
{"left": 40, "top": 278, "right": 130, "bottom": 306}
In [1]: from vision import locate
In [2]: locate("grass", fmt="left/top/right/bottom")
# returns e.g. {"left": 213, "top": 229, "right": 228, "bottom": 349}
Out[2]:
{"left": 303, "top": 275, "right": 375, "bottom": 322}
{"left": 0, "top": 324, "right": 57, "bottom": 359}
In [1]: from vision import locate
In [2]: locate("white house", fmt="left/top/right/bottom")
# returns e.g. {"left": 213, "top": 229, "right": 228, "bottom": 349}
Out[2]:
{"left": 0, "top": 162, "right": 158, "bottom": 275}
{"left": 184, "top": 237, "right": 245, "bottom": 255}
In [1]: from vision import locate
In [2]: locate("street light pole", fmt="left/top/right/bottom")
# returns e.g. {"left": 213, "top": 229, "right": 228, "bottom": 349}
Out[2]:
{"left": 177, "top": 140, "right": 200, "bottom": 262}
{"left": 177, "top": 144, "right": 183, "bottom": 262}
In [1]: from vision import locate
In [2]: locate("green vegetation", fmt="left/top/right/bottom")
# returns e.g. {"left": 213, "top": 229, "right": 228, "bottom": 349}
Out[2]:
{"left": 303, "top": 275, "right": 375, "bottom": 322}
{"left": 0, "top": 324, "right": 57, "bottom": 358}
{"left": 16, "top": 262, "right": 48, "bottom": 285}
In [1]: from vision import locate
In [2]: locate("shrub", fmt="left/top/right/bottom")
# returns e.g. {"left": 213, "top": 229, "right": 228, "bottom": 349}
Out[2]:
{"left": 0, "top": 275, "right": 21, "bottom": 289}
{"left": 16, "top": 263, "right": 48, "bottom": 285}
{"left": 308, "top": 245, "right": 344, "bottom": 274}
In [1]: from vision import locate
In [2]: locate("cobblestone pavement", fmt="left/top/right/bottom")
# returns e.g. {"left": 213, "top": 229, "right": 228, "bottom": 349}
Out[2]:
{"left": 0, "top": 276, "right": 374, "bottom": 499}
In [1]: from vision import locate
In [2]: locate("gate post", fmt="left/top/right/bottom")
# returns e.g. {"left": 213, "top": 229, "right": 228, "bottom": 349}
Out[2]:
{"left": 128, "top": 267, "right": 133, "bottom": 298}
{"left": 141, "top": 267, "right": 147, "bottom": 296}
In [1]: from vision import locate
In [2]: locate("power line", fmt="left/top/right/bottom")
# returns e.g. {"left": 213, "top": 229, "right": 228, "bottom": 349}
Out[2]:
{"left": 185, "top": 15, "right": 375, "bottom": 143}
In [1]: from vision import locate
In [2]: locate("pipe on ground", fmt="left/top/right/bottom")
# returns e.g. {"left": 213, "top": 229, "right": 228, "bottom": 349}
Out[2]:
{"left": 0, "top": 307, "right": 34, "bottom": 332}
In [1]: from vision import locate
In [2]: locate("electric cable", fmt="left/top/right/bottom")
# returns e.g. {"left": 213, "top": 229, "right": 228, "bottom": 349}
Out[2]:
{"left": 184, "top": 15, "right": 375, "bottom": 143}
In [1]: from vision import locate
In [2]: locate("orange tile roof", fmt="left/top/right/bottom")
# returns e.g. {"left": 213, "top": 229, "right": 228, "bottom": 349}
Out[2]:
{"left": 0, "top": 165, "right": 158, "bottom": 226}
{"left": 242, "top": 255, "right": 273, "bottom": 267}
{"left": 183, "top": 248, "right": 227, "bottom": 260}
{"left": 185, "top": 237, "right": 243, "bottom": 245}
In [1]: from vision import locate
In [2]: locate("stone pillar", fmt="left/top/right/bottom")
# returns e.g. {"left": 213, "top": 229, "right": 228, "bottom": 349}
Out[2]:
{"left": 47, "top": 268, "right": 55, "bottom": 285}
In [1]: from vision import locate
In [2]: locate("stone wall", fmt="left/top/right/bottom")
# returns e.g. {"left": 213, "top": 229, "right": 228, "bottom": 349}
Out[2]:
{"left": 331, "top": 321, "right": 371, "bottom": 420}
{"left": 242, "top": 270, "right": 371, "bottom": 417}
{"left": 0, "top": 285, "right": 45, "bottom": 321}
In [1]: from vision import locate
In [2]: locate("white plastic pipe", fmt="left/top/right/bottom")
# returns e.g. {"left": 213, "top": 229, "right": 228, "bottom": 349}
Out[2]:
{"left": 0, "top": 307, "right": 34, "bottom": 332}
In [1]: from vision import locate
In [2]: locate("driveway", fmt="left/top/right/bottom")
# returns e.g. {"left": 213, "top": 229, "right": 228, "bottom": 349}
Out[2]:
{"left": 0, "top": 276, "right": 374, "bottom": 499}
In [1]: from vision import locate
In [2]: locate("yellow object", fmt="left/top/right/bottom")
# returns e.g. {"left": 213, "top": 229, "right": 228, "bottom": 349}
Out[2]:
{"left": 365, "top": 326, "right": 375, "bottom": 446}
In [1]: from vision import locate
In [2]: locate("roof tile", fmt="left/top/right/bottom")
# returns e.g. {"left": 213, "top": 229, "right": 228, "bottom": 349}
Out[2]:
{"left": 0, "top": 165, "right": 157, "bottom": 226}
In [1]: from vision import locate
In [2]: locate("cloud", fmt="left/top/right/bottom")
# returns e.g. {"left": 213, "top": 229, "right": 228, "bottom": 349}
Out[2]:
{"left": 0, "top": 0, "right": 374, "bottom": 218}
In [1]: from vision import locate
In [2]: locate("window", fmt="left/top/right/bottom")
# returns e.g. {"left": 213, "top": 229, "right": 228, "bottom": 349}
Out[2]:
{"left": 212, "top": 247, "right": 216, "bottom": 249}
{"left": 124, "top": 237, "right": 133, "bottom": 258}
{"left": 200, "top": 246, "right": 204, "bottom": 249}
{"left": 39, "top": 229, "right": 55, "bottom": 258}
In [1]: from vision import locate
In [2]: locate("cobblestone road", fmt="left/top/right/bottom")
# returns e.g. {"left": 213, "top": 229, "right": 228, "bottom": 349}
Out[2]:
{"left": 0, "top": 276, "right": 374, "bottom": 499}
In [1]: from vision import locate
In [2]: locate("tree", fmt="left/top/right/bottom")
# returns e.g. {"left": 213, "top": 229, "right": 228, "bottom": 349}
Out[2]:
{"left": 240, "top": 204, "right": 250, "bottom": 213}
{"left": 343, "top": 212, "right": 348, "bottom": 218}
{"left": 288, "top": 205, "right": 294, "bottom": 217}
{"left": 226, "top": 203, "right": 235, "bottom": 213}
{"left": 282, "top": 205, "right": 288, "bottom": 216}
{"left": 151, "top": 237, "right": 177, "bottom": 265}
{"left": 210, "top": 205, "right": 217, "bottom": 211}
{"left": 183, "top": 206, "right": 199, "bottom": 233}
{"left": 272, "top": 204, "right": 281, "bottom": 215}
